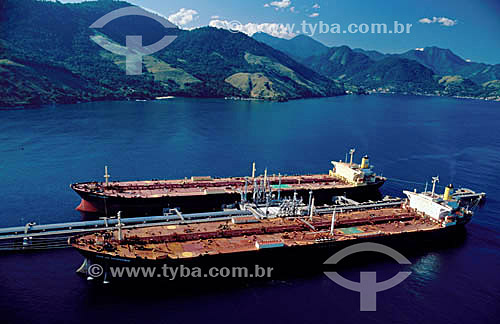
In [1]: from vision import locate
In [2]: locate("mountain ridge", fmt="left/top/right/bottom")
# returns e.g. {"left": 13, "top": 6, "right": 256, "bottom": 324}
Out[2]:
{"left": 1, "top": 0, "right": 498, "bottom": 107}
{"left": 254, "top": 34, "right": 499, "bottom": 99}
{"left": 252, "top": 33, "right": 329, "bottom": 62}
{"left": 0, "top": 0, "right": 343, "bottom": 107}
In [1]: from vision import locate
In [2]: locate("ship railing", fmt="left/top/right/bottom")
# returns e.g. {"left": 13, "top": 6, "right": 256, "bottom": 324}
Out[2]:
{"left": 0, "top": 211, "right": 253, "bottom": 238}
{"left": 314, "top": 199, "right": 404, "bottom": 214}
{"left": 0, "top": 210, "right": 254, "bottom": 251}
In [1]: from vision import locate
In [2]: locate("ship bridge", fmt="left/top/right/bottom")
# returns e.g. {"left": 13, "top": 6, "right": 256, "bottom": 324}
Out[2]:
{"left": 330, "top": 151, "right": 377, "bottom": 185}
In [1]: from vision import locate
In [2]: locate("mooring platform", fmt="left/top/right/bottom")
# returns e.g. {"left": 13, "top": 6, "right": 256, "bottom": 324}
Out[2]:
{"left": 0, "top": 210, "right": 251, "bottom": 251}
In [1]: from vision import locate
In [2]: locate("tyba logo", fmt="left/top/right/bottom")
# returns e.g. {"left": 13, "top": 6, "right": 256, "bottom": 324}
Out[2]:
{"left": 89, "top": 6, "right": 178, "bottom": 75}
{"left": 324, "top": 242, "right": 412, "bottom": 311}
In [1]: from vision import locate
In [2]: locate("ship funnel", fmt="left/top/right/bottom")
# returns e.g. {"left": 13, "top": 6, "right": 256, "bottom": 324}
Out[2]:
{"left": 361, "top": 155, "right": 370, "bottom": 169}
{"left": 444, "top": 184, "right": 454, "bottom": 201}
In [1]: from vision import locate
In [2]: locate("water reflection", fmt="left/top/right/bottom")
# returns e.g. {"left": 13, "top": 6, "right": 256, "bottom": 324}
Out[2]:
{"left": 411, "top": 252, "right": 441, "bottom": 283}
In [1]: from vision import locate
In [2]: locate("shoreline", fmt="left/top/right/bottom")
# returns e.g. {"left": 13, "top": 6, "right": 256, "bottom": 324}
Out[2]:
{"left": 368, "top": 90, "right": 500, "bottom": 102}
{"left": 1, "top": 91, "right": 499, "bottom": 111}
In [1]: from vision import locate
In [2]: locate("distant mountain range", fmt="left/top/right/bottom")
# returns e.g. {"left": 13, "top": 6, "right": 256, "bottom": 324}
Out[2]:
{"left": 0, "top": 0, "right": 498, "bottom": 107}
{"left": 354, "top": 46, "right": 500, "bottom": 85}
{"left": 254, "top": 33, "right": 500, "bottom": 98}
{"left": 253, "top": 33, "right": 329, "bottom": 62}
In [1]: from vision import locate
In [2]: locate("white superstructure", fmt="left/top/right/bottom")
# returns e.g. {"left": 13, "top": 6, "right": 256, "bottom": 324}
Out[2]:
{"left": 403, "top": 180, "right": 482, "bottom": 227}
{"left": 403, "top": 190, "right": 453, "bottom": 221}
{"left": 330, "top": 153, "right": 377, "bottom": 185}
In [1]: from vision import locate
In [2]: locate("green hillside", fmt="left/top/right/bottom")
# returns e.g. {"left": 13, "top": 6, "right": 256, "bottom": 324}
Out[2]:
{"left": 0, "top": 0, "right": 343, "bottom": 107}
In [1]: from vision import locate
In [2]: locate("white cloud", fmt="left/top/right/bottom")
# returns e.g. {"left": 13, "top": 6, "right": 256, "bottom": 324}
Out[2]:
{"left": 418, "top": 16, "right": 457, "bottom": 27}
{"left": 168, "top": 8, "right": 198, "bottom": 27}
{"left": 139, "top": 7, "right": 170, "bottom": 21}
{"left": 312, "top": 4, "right": 320, "bottom": 9}
{"left": 211, "top": 15, "right": 220, "bottom": 19}
{"left": 437, "top": 17, "right": 457, "bottom": 26}
{"left": 209, "top": 19, "right": 296, "bottom": 39}
{"left": 309, "top": 13, "right": 319, "bottom": 18}
{"left": 267, "top": 0, "right": 292, "bottom": 9}
{"left": 418, "top": 18, "right": 432, "bottom": 24}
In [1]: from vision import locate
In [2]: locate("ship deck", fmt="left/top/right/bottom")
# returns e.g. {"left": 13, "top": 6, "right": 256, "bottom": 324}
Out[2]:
{"left": 71, "top": 206, "right": 441, "bottom": 261}
{"left": 71, "top": 174, "right": 376, "bottom": 199}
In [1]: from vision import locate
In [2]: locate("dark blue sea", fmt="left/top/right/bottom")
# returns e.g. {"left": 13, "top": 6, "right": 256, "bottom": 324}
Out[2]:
{"left": 0, "top": 95, "right": 499, "bottom": 323}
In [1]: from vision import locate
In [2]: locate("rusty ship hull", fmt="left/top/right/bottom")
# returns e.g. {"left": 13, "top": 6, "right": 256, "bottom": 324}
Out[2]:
{"left": 71, "top": 190, "right": 476, "bottom": 281}
{"left": 72, "top": 176, "right": 385, "bottom": 216}
{"left": 71, "top": 154, "right": 386, "bottom": 216}
{"left": 73, "top": 224, "right": 467, "bottom": 282}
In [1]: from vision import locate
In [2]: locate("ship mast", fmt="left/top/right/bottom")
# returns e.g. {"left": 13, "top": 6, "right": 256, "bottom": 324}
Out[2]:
{"left": 264, "top": 168, "right": 268, "bottom": 192}
{"left": 330, "top": 208, "right": 336, "bottom": 235}
{"left": 309, "top": 197, "right": 315, "bottom": 221}
{"left": 431, "top": 176, "right": 439, "bottom": 197}
{"left": 104, "top": 166, "right": 110, "bottom": 187}
{"left": 278, "top": 173, "right": 281, "bottom": 200}
{"left": 117, "top": 211, "right": 123, "bottom": 241}
{"left": 349, "top": 148, "right": 356, "bottom": 165}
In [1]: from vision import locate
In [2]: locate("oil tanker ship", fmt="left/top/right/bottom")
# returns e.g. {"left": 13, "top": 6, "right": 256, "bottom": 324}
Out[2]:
{"left": 71, "top": 181, "right": 485, "bottom": 280}
{"left": 71, "top": 150, "right": 385, "bottom": 216}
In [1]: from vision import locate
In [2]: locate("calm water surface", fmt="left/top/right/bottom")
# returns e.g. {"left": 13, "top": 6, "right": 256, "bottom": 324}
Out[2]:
{"left": 0, "top": 95, "right": 499, "bottom": 323}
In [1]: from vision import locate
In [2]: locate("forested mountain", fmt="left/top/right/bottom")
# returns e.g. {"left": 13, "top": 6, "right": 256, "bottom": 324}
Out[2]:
{"left": 0, "top": 0, "right": 343, "bottom": 107}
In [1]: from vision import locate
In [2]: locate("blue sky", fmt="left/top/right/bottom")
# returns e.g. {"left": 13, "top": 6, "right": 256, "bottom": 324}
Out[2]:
{"left": 61, "top": 0, "right": 500, "bottom": 64}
